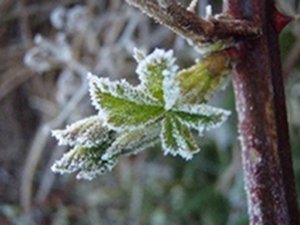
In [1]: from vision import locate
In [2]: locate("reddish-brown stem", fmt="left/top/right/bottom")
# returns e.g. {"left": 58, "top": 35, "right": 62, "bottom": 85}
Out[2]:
{"left": 224, "top": 0, "right": 299, "bottom": 224}
{"left": 125, "top": 0, "right": 261, "bottom": 47}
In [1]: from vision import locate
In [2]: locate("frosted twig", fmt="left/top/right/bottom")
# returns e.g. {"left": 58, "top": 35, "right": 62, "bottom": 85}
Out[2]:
{"left": 118, "top": 10, "right": 141, "bottom": 46}
{"left": 35, "top": 146, "right": 65, "bottom": 203}
{"left": 125, "top": 0, "right": 261, "bottom": 47}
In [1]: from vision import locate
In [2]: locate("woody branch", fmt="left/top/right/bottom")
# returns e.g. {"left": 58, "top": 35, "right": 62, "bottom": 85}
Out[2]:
{"left": 125, "top": 0, "right": 261, "bottom": 46}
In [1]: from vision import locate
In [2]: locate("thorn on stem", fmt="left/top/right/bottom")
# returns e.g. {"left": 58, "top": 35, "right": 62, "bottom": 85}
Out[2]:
{"left": 274, "top": 8, "right": 293, "bottom": 33}
{"left": 225, "top": 47, "right": 240, "bottom": 62}
{"left": 187, "top": 0, "right": 198, "bottom": 13}
{"left": 205, "top": 5, "right": 213, "bottom": 19}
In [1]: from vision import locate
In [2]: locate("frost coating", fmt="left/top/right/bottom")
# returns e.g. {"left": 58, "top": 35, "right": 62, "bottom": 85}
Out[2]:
{"left": 24, "top": 33, "right": 72, "bottom": 72}
{"left": 163, "top": 69, "right": 180, "bottom": 110}
{"left": 160, "top": 114, "right": 199, "bottom": 160}
{"left": 133, "top": 47, "right": 146, "bottom": 63}
{"left": 136, "top": 48, "right": 179, "bottom": 104}
{"left": 50, "top": 6, "right": 66, "bottom": 29}
{"left": 89, "top": 73, "right": 164, "bottom": 131}
{"left": 51, "top": 146, "right": 117, "bottom": 180}
{"left": 51, "top": 48, "right": 231, "bottom": 180}
{"left": 88, "top": 73, "right": 159, "bottom": 107}
{"left": 102, "top": 123, "right": 161, "bottom": 160}
{"left": 51, "top": 115, "right": 114, "bottom": 148}
{"left": 172, "top": 103, "right": 231, "bottom": 134}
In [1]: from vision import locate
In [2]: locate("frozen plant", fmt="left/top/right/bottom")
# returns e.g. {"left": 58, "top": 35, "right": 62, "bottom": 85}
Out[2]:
{"left": 52, "top": 48, "right": 232, "bottom": 180}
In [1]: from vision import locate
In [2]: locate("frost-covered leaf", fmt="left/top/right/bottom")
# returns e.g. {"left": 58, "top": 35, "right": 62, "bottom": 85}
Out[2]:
{"left": 89, "top": 74, "right": 164, "bottom": 131}
{"left": 173, "top": 104, "right": 231, "bottom": 135}
{"left": 51, "top": 48, "right": 234, "bottom": 180}
{"left": 136, "top": 49, "right": 179, "bottom": 106}
{"left": 51, "top": 145, "right": 117, "bottom": 180}
{"left": 52, "top": 115, "right": 115, "bottom": 148}
{"left": 102, "top": 122, "right": 161, "bottom": 160}
{"left": 176, "top": 51, "right": 230, "bottom": 104}
{"left": 161, "top": 113, "right": 199, "bottom": 160}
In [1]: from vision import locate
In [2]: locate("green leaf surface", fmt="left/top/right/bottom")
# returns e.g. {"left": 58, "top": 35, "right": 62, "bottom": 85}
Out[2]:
{"left": 136, "top": 49, "right": 178, "bottom": 104}
{"left": 52, "top": 49, "right": 233, "bottom": 179}
{"left": 173, "top": 104, "right": 231, "bottom": 134}
{"left": 102, "top": 122, "right": 161, "bottom": 160}
{"left": 52, "top": 115, "right": 115, "bottom": 148}
{"left": 89, "top": 75, "right": 164, "bottom": 130}
{"left": 51, "top": 145, "right": 117, "bottom": 180}
{"left": 176, "top": 51, "right": 230, "bottom": 104}
{"left": 161, "top": 113, "right": 199, "bottom": 160}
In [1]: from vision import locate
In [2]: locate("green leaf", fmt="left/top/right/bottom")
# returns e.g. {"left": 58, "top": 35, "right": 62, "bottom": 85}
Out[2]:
{"left": 172, "top": 104, "right": 231, "bottom": 135}
{"left": 161, "top": 113, "right": 199, "bottom": 160}
{"left": 136, "top": 49, "right": 179, "bottom": 104}
{"left": 89, "top": 74, "right": 164, "bottom": 131}
{"left": 176, "top": 51, "right": 230, "bottom": 104}
{"left": 102, "top": 122, "right": 161, "bottom": 160}
{"left": 51, "top": 145, "right": 117, "bottom": 180}
{"left": 52, "top": 115, "right": 116, "bottom": 148}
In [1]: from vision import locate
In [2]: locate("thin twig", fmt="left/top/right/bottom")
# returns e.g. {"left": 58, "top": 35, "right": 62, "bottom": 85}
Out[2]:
{"left": 18, "top": 0, "right": 33, "bottom": 48}
{"left": 35, "top": 145, "right": 65, "bottom": 203}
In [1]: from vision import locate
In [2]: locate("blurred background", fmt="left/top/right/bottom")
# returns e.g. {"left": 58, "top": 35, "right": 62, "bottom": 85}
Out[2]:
{"left": 1, "top": 0, "right": 300, "bottom": 224}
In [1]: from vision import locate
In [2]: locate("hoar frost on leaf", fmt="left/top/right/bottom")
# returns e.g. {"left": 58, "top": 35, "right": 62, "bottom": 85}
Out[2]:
{"left": 52, "top": 48, "right": 231, "bottom": 179}
{"left": 102, "top": 123, "right": 161, "bottom": 160}
{"left": 135, "top": 49, "right": 180, "bottom": 109}
{"left": 51, "top": 114, "right": 161, "bottom": 179}
{"left": 88, "top": 49, "right": 230, "bottom": 159}
{"left": 89, "top": 74, "right": 164, "bottom": 131}
{"left": 172, "top": 104, "right": 231, "bottom": 135}
{"left": 52, "top": 115, "right": 115, "bottom": 148}
{"left": 51, "top": 146, "right": 117, "bottom": 180}
{"left": 161, "top": 114, "right": 199, "bottom": 160}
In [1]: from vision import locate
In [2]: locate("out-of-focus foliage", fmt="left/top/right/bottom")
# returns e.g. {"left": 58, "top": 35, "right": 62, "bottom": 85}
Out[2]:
{"left": 0, "top": 0, "right": 300, "bottom": 225}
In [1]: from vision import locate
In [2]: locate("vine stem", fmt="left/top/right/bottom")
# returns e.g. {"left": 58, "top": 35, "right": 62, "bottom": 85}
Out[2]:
{"left": 224, "top": 0, "right": 299, "bottom": 224}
